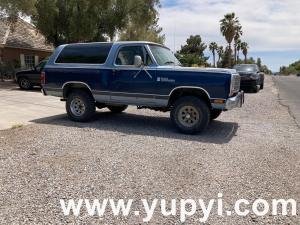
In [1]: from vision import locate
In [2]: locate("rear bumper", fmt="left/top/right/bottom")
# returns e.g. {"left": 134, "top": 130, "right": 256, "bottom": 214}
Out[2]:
{"left": 41, "top": 87, "right": 62, "bottom": 97}
{"left": 225, "top": 91, "right": 244, "bottom": 110}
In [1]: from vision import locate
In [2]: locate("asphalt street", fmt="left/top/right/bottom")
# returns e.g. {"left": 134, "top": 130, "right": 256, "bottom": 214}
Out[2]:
{"left": 273, "top": 75, "right": 300, "bottom": 127}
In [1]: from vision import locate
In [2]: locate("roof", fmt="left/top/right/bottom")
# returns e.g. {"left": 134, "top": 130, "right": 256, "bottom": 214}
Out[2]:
{"left": 0, "top": 18, "right": 53, "bottom": 52}
{"left": 63, "top": 41, "right": 165, "bottom": 48}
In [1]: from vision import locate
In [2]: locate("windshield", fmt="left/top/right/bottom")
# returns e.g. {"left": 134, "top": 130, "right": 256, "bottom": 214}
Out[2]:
{"left": 234, "top": 64, "right": 258, "bottom": 72}
{"left": 149, "top": 45, "right": 181, "bottom": 66}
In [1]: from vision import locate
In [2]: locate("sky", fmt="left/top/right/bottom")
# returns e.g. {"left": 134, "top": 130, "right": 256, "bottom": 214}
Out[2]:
{"left": 158, "top": 0, "right": 300, "bottom": 71}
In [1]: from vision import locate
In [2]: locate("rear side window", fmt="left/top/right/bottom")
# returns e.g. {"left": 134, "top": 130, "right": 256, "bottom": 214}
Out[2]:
{"left": 56, "top": 43, "right": 112, "bottom": 64}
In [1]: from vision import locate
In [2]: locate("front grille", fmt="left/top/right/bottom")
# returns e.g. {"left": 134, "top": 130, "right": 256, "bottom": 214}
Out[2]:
{"left": 231, "top": 74, "right": 241, "bottom": 95}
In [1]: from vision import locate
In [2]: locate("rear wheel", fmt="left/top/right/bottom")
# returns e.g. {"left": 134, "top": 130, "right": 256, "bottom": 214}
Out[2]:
{"left": 107, "top": 105, "right": 128, "bottom": 113}
{"left": 211, "top": 109, "right": 222, "bottom": 120}
{"left": 171, "top": 96, "right": 210, "bottom": 134}
{"left": 18, "top": 77, "right": 32, "bottom": 90}
{"left": 66, "top": 90, "right": 95, "bottom": 122}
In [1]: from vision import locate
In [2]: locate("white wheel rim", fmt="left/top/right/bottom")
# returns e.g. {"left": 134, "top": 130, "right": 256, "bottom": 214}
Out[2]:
{"left": 20, "top": 79, "right": 30, "bottom": 88}
{"left": 70, "top": 97, "right": 86, "bottom": 116}
{"left": 178, "top": 105, "right": 200, "bottom": 127}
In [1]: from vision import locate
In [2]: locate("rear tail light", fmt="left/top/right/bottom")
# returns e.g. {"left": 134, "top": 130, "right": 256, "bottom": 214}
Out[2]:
{"left": 41, "top": 72, "right": 46, "bottom": 85}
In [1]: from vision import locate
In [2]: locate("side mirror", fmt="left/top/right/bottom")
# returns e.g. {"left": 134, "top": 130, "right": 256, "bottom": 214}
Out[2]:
{"left": 134, "top": 55, "right": 143, "bottom": 68}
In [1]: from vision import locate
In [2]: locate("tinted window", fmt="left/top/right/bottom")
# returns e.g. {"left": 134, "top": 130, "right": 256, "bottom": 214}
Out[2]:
{"left": 115, "top": 46, "right": 144, "bottom": 66}
{"left": 234, "top": 64, "right": 259, "bottom": 72}
{"left": 56, "top": 43, "right": 112, "bottom": 64}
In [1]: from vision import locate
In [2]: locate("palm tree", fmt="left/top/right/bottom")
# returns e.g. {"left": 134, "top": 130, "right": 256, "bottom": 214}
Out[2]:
{"left": 217, "top": 46, "right": 224, "bottom": 65}
{"left": 233, "top": 26, "right": 243, "bottom": 63}
{"left": 220, "top": 13, "right": 241, "bottom": 67}
{"left": 209, "top": 42, "right": 218, "bottom": 67}
{"left": 241, "top": 42, "right": 249, "bottom": 63}
{"left": 236, "top": 39, "right": 242, "bottom": 62}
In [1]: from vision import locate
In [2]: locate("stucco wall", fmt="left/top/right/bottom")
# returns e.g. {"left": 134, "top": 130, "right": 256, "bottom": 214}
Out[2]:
{"left": 2, "top": 47, "right": 52, "bottom": 68}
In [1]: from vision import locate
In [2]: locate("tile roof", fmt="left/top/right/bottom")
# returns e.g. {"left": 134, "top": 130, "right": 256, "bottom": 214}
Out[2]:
{"left": 0, "top": 18, "right": 53, "bottom": 52}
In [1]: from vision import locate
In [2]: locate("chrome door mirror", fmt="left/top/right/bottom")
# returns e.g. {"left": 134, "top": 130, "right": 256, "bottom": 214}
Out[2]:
{"left": 134, "top": 55, "right": 143, "bottom": 68}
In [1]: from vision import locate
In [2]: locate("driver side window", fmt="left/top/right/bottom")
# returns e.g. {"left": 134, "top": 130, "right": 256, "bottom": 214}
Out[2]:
{"left": 115, "top": 46, "right": 145, "bottom": 66}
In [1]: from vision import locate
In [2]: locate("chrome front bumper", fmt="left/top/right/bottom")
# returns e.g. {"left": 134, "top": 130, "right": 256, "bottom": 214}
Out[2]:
{"left": 211, "top": 91, "right": 244, "bottom": 110}
{"left": 225, "top": 91, "right": 244, "bottom": 110}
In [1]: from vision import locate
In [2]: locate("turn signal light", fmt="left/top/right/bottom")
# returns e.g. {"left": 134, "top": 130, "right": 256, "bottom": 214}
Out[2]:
{"left": 213, "top": 99, "right": 226, "bottom": 104}
{"left": 41, "top": 72, "right": 46, "bottom": 85}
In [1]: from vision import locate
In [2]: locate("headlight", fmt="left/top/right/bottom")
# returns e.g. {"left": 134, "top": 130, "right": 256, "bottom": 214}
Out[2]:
{"left": 230, "top": 73, "right": 241, "bottom": 96}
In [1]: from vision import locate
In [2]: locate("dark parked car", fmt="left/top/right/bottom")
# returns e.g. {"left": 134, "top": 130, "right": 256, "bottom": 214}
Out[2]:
{"left": 15, "top": 60, "right": 47, "bottom": 90}
{"left": 233, "top": 64, "right": 264, "bottom": 93}
{"left": 297, "top": 73, "right": 300, "bottom": 77}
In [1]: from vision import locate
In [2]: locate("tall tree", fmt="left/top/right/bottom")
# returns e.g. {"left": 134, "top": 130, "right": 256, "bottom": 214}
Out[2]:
{"left": 241, "top": 42, "right": 249, "bottom": 63}
{"left": 217, "top": 45, "right": 224, "bottom": 66}
{"left": 1, "top": 0, "right": 164, "bottom": 46}
{"left": 220, "top": 12, "right": 241, "bottom": 67}
{"left": 119, "top": 0, "right": 164, "bottom": 43}
{"left": 209, "top": 42, "right": 218, "bottom": 67}
{"left": 0, "top": 0, "right": 36, "bottom": 18}
{"left": 257, "top": 57, "right": 262, "bottom": 69}
{"left": 233, "top": 25, "right": 242, "bottom": 63}
{"left": 236, "top": 39, "right": 242, "bottom": 62}
{"left": 177, "top": 35, "right": 208, "bottom": 67}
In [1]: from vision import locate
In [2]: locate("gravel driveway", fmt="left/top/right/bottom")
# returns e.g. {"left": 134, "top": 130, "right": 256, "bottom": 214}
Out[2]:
{"left": 0, "top": 76, "right": 299, "bottom": 224}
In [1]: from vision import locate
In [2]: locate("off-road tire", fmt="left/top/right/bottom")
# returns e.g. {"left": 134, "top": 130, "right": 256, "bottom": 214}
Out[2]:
{"left": 210, "top": 109, "right": 222, "bottom": 120}
{"left": 171, "top": 96, "right": 210, "bottom": 134}
{"left": 18, "top": 77, "right": 32, "bottom": 90}
{"left": 260, "top": 82, "right": 264, "bottom": 90}
{"left": 252, "top": 85, "right": 259, "bottom": 93}
{"left": 66, "top": 90, "right": 95, "bottom": 122}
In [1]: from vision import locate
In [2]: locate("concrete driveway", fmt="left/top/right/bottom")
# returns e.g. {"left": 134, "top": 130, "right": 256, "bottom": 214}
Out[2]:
{"left": 0, "top": 81, "right": 64, "bottom": 130}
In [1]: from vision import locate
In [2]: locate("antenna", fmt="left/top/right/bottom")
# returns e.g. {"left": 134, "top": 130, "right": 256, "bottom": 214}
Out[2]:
{"left": 173, "top": 23, "right": 176, "bottom": 69}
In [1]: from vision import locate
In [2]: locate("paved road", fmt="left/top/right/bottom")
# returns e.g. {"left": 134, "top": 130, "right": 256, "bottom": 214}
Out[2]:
{"left": 273, "top": 75, "right": 300, "bottom": 127}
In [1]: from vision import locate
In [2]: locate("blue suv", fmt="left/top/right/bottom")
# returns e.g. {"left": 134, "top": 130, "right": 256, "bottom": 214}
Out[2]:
{"left": 42, "top": 41, "right": 244, "bottom": 134}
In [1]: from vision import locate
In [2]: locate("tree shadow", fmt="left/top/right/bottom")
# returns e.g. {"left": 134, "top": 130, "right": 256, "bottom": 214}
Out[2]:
{"left": 9, "top": 87, "right": 42, "bottom": 93}
{"left": 31, "top": 112, "right": 239, "bottom": 144}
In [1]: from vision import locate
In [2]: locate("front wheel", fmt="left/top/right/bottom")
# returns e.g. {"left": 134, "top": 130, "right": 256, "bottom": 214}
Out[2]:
{"left": 252, "top": 84, "right": 259, "bottom": 93}
{"left": 107, "top": 105, "right": 128, "bottom": 113}
{"left": 260, "top": 82, "right": 264, "bottom": 90}
{"left": 171, "top": 96, "right": 210, "bottom": 134}
{"left": 211, "top": 109, "right": 222, "bottom": 120}
{"left": 66, "top": 90, "right": 95, "bottom": 122}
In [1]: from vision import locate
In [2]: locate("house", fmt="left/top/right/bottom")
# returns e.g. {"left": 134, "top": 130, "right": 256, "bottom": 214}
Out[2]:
{"left": 0, "top": 18, "right": 53, "bottom": 69}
